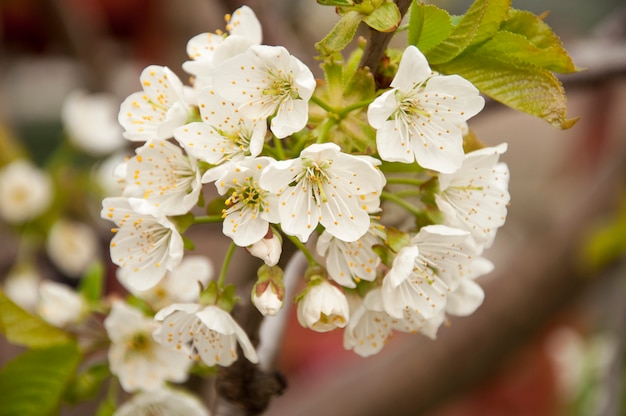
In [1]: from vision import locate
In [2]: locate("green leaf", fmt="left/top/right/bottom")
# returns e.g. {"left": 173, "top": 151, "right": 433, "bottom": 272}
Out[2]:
{"left": 0, "top": 343, "right": 81, "bottom": 416}
{"left": 316, "top": 10, "right": 363, "bottom": 55}
{"left": 64, "top": 363, "right": 110, "bottom": 404}
{"left": 362, "top": 1, "right": 401, "bottom": 32}
{"left": 79, "top": 261, "right": 104, "bottom": 304}
{"left": 425, "top": 0, "right": 510, "bottom": 64}
{"left": 407, "top": 2, "right": 453, "bottom": 52}
{"left": 0, "top": 289, "right": 73, "bottom": 348}
{"left": 436, "top": 50, "right": 578, "bottom": 129}
{"left": 317, "top": 0, "right": 354, "bottom": 6}
{"left": 500, "top": 9, "right": 577, "bottom": 73}
{"left": 476, "top": 30, "right": 577, "bottom": 73}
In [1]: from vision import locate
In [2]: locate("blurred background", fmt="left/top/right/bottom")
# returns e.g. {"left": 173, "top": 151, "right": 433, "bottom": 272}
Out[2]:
{"left": 0, "top": 0, "right": 625, "bottom": 415}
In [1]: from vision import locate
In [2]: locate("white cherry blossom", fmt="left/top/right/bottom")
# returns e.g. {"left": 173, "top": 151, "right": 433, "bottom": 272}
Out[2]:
{"left": 119, "top": 66, "right": 190, "bottom": 141}
{"left": 368, "top": 45, "right": 484, "bottom": 173}
{"left": 213, "top": 45, "right": 316, "bottom": 138}
{"left": 124, "top": 140, "right": 202, "bottom": 216}
{"left": 0, "top": 160, "right": 52, "bottom": 224}
{"left": 101, "top": 197, "right": 184, "bottom": 291}
{"left": 183, "top": 5, "right": 262, "bottom": 91}
{"left": 37, "top": 281, "right": 86, "bottom": 327}
{"left": 46, "top": 218, "right": 100, "bottom": 278}
{"left": 343, "top": 289, "right": 393, "bottom": 357}
{"left": 445, "top": 257, "right": 494, "bottom": 317}
{"left": 381, "top": 225, "right": 478, "bottom": 319}
{"left": 174, "top": 89, "right": 266, "bottom": 166}
{"left": 153, "top": 303, "right": 259, "bottom": 367}
{"left": 204, "top": 157, "right": 279, "bottom": 247}
{"left": 316, "top": 223, "right": 385, "bottom": 288}
{"left": 435, "top": 143, "right": 510, "bottom": 249}
{"left": 259, "top": 143, "right": 384, "bottom": 243}
{"left": 118, "top": 255, "right": 213, "bottom": 311}
{"left": 114, "top": 388, "right": 209, "bottom": 416}
{"left": 105, "top": 301, "right": 191, "bottom": 392}
{"left": 296, "top": 279, "right": 350, "bottom": 332}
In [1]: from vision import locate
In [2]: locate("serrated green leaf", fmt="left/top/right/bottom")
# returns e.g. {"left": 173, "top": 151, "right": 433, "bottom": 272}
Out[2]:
{"left": 79, "top": 261, "right": 104, "bottom": 304}
{"left": 436, "top": 50, "right": 578, "bottom": 129}
{"left": 501, "top": 9, "right": 578, "bottom": 73}
{"left": 316, "top": 10, "right": 363, "bottom": 55}
{"left": 64, "top": 362, "right": 110, "bottom": 404}
{"left": 0, "top": 343, "right": 81, "bottom": 416}
{"left": 0, "top": 289, "right": 73, "bottom": 348}
{"left": 425, "top": 0, "right": 510, "bottom": 64}
{"left": 408, "top": 2, "right": 453, "bottom": 52}
{"left": 477, "top": 30, "right": 577, "bottom": 73}
{"left": 363, "top": 1, "right": 401, "bottom": 32}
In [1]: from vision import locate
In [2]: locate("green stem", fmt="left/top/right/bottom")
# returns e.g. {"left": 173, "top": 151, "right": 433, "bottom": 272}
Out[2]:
{"left": 217, "top": 241, "right": 237, "bottom": 288}
{"left": 310, "top": 94, "right": 336, "bottom": 114}
{"left": 317, "top": 117, "right": 337, "bottom": 143}
{"left": 385, "top": 177, "right": 427, "bottom": 187}
{"left": 286, "top": 234, "right": 319, "bottom": 266}
{"left": 194, "top": 215, "right": 224, "bottom": 224}
{"left": 381, "top": 191, "right": 424, "bottom": 217}
{"left": 337, "top": 98, "right": 374, "bottom": 117}
{"left": 273, "top": 135, "right": 286, "bottom": 160}
{"left": 395, "top": 189, "right": 425, "bottom": 198}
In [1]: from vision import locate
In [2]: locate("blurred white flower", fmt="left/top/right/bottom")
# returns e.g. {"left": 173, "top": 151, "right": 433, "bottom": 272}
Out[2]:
{"left": 61, "top": 90, "right": 126, "bottom": 156}
{"left": 297, "top": 279, "right": 350, "bottom": 332}
{"left": 105, "top": 301, "right": 191, "bottom": 393}
{"left": 118, "top": 255, "right": 213, "bottom": 310}
{"left": 0, "top": 160, "right": 52, "bottom": 224}
{"left": 37, "top": 281, "right": 86, "bottom": 327}
{"left": 3, "top": 265, "right": 42, "bottom": 312}
{"left": 153, "top": 303, "right": 259, "bottom": 367}
{"left": 46, "top": 218, "right": 100, "bottom": 278}
{"left": 114, "top": 388, "right": 210, "bottom": 416}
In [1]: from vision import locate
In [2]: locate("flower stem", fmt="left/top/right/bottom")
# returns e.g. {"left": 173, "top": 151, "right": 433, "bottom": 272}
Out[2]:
{"left": 285, "top": 234, "right": 319, "bottom": 266}
{"left": 337, "top": 99, "right": 374, "bottom": 117}
{"left": 381, "top": 191, "right": 424, "bottom": 217}
{"left": 194, "top": 215, "right": 224, "bottom": 224}
{"left": 310, "top": 94, "right": 336, "bottom": 114}
{"left": 217, "top": 241, "right": 237, "bottom": 288}
{"left": 273, "top": 135, "right": 286, "bottom": 160}
{"left": 317, "top": 117, "right": 337, "bottom": 143}
{"left": 385, "top": 177, "right": 427, "bottom": 187}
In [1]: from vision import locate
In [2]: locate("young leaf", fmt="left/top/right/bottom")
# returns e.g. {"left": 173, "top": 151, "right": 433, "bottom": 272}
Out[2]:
{"left": 362, "top": 1, "right": 401, "bottom": 32}
{"left": 407, "top": 2, "right": 453, "bottom": 52}
{"left": 436, "top": 50, "right": 578, "bottom": 129}
{"left": 63, "top": 363, "right": 111, "bottom": 404}
{"left": 0, "top": 289, "right": 73, "bottom": 348}
{"left": 0, "top": 343, "right": 81, "bottom": 416}
{"left": 79, "top": 261, "right": 104, "bottom": 304}
{"left": 315, "top": 11, "right": 363, "bottom": 55}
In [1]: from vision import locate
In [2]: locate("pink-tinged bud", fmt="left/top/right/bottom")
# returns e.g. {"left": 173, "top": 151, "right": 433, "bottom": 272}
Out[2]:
{"left": 252, "top": 265, "right": 285, "bottom": 316}
{"left": 247, "top": 229, "right": 282, "bottom": 266}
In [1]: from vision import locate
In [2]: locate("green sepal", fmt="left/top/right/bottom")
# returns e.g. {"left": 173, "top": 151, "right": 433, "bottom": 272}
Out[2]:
{"left": 407, "top": 2, "right": 453, "bottom": 52}
{"left": 0, "top": 343, "right": 81, "bottom": 416}
{"left": 182, "top": 235, "right": 196, "bottom": 251}
{"left": 386, "top": 226, "right": 410, "bottom": 253}
{"left": 63, "top": 362, "right": 111, "bottom": 405}
{"left": 170, "top": 211, "right": 196, "bottom": 233}
{"left": 198, "top": 280, "right": 219, "bottom": 306}
{"left": 216, "top": 284, "right": 239, "bottom": 313}
{"left": 362, "top": 1, "right": 401, "bottom": 32}
{"left": 371, "top": 243, "right": 394, "bottom": 268}
{"left": 205, "top": 195, "right": 228, "bottom": 216}
{"left": 0, "top": 289, "right": 74, "bottom": 349}
{"left": 78, "top": 261, "right": 104, "bottom": 305}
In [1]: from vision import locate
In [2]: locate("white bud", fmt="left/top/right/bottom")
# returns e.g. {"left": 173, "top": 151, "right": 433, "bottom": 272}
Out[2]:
{"left": 247, "top": 231, "right": 282, "bottom": 266}
{"left": 252, "top": 282, "right": 283, "bottom": 316}
{"left": 297, "top": 280, "right": 350, "bottom": 332}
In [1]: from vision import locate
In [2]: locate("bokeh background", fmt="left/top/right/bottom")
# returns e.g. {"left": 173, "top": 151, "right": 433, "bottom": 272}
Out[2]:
{"left": 1, "top": 1, "right": 625, "bottom": 415}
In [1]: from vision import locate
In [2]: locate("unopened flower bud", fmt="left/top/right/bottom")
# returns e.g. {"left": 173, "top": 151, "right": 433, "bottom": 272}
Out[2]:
{"left": 296, "top": 279, "right": 349, "bottom": 332}
{"left": 252, "top": 265, "right": 285, "bottom": 316}
{"left": 247, "top": 228, "right": 282, "bottom": 266}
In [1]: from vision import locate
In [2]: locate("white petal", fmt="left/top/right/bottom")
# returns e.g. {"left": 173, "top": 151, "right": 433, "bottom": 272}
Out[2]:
{"left": 391, "top": 45, "right": 432, "bottom": 91}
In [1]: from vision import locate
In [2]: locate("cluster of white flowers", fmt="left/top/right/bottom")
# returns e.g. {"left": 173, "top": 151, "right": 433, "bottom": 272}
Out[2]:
{"left": 98, "top": 4, "right": 510, "bottom": 400}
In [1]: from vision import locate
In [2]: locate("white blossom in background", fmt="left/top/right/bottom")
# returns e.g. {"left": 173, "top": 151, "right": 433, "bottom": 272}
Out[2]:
{"left": 205, "top": 157, "right": 279, "bottom": 247}
{"left": 435, "top": 143, "right": 510, "bottom": 249}
{"left": 46, "top": 218, "right": 100, "bottom": 278}
{"left": 61, "top": 90, "right": 126, "bottom": 156}
{"left": 118, "top": 255, "right": 214, "bottom": 311}
{"left": 316, "top": 223, "right": 385, "bottom": 288}
{"left": 119, "top": 66, "right": 190, "bottom": 141}
{"left": 213, "top": 45, "right": 316, "bottom": 138}
{"left": 183, "top": 5, "right": 262, "bottom": 92}
{"left": 153, "top": 303, "right": 259, "bottom": 367}
{"left": 114, "top": 388, "right": 210, "bottom": 416}
{"left": 105, "top": 301, "right": 191, "bottom": 392}
{"left": 174, "top": 89, "right": 266, "bottom": 166}
{"left": 296, "top": 279, "right": 350, "bottom": 332}
{"left": 101, "top": 197, "right": 184, "bottom": 291}
{"left": 124, "top": 140, "right": 202, "bottom": 216}
{"left": 260, "top": 143, "right": 385, "bottom": 243}
{"left": 3, "top": 266, "right": 42, "bottom": 312}
{"left": 381, "top": 225, "right": 478, "bottom": 319}
{"left": 368, "top": 45, "right": 484, "bottom": 173}
{"left": 0, "top": 160, "right": 52, "bottom": 224}
{"left": 37, "top": 281, "right": 86, "bottom": 327}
